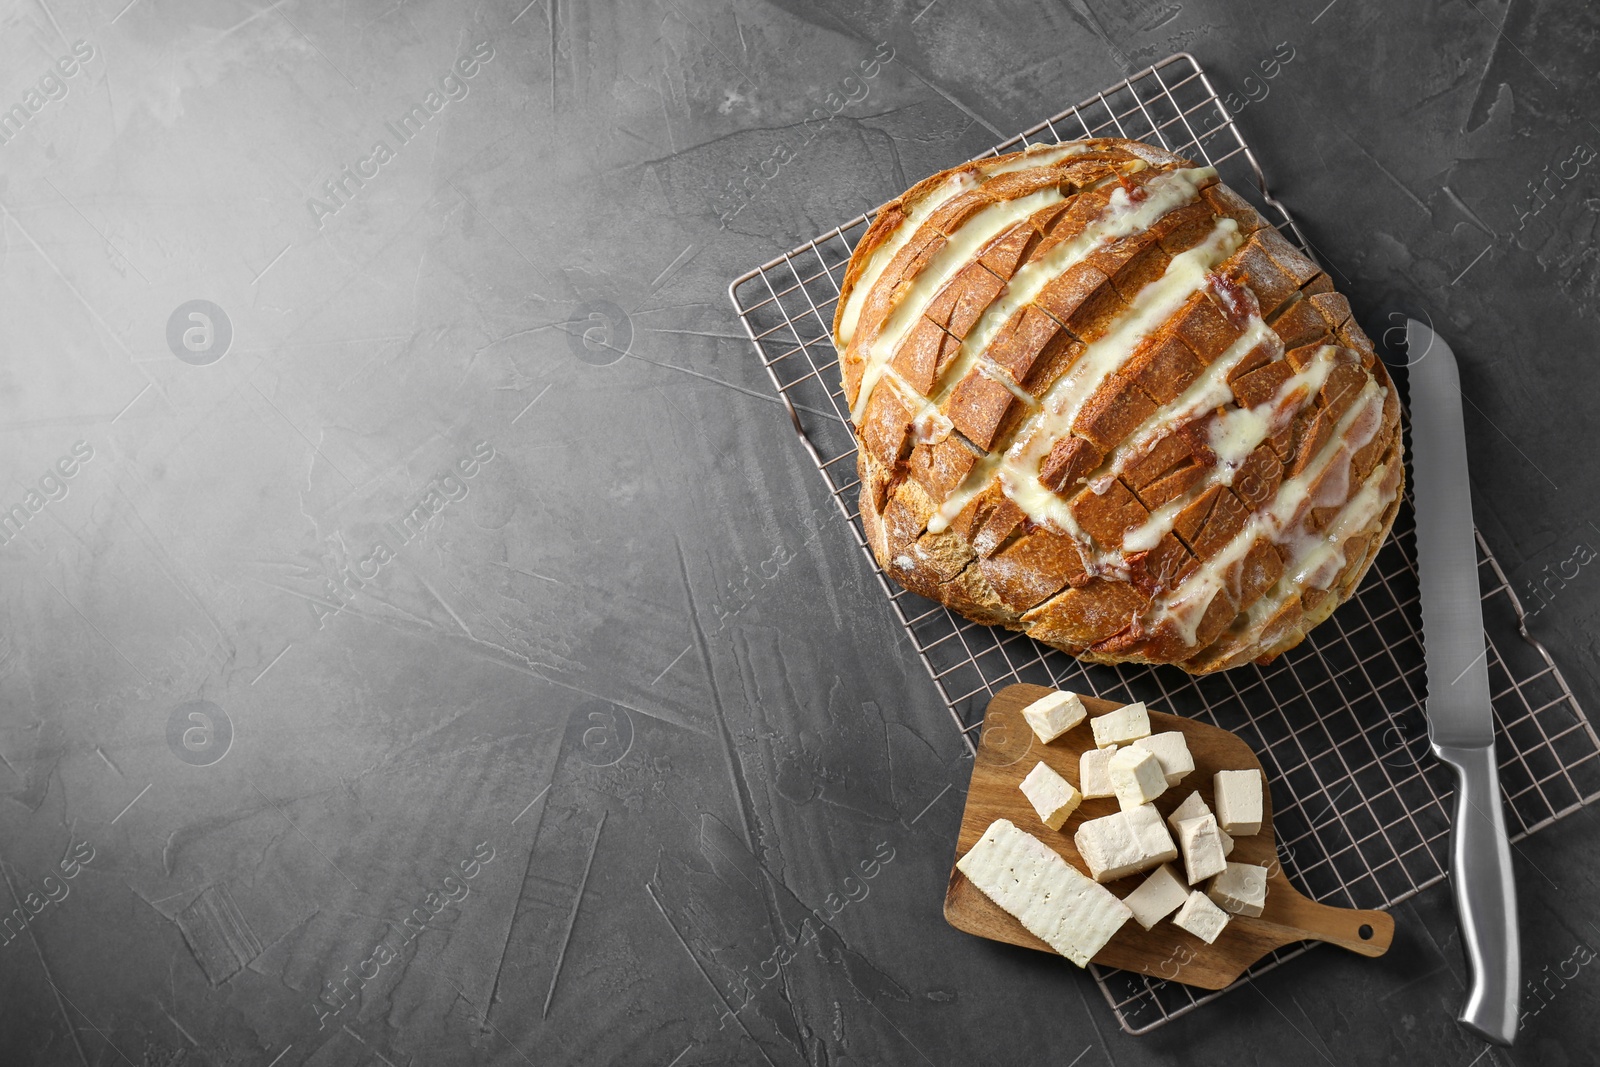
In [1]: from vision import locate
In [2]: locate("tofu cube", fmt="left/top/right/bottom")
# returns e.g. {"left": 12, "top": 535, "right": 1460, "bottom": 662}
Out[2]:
{"left": 1075, "top": 809, "right": 1149, "bottom": 883}
{"left": 1176, "top": 814, "right": 1229, "bottom": 885}
{"left": 1165, "top": 790, "right": 1211, "bottom": 833}
{"left": 1173, "top": 889, "right": 1231, "bottom": 944}
{"left": 956, "top": 819, "right": 1132, "bottom": 966}
{"left": 1122, "top": 863, "right": 1189, "bottom": 931}
{"left": 1123, "top": 803, "right": 1179, "bottom": 865}
{"left": 1132, "top": 732, "right": 1195, "bottom": 786}
{"left": 1214, "top": 769, "right": 1264, "bottom": 836}
{"left": 1019, "top": 761, "right": 1082, "bottom": 830}
{"left": 1208, "top": 862, "right": 1269, "bottom": 917}
{"left": 1021, "top": 690, "right": 1087, "bottom": 744}
{"left": 1080, "top": 745, "right": 1118, "bottom": 799}
{"left": 1076, "top": 804, "right": 1178, "bottom": 883}
{"left": 1167, "top": 793, "right": 1234, "bottom": 853}
{"left": 1091, "top": 701, "right": 1151, "bottom": 749}
{"left": 1109, "top": 746, "right": 1167, "bottom": 810}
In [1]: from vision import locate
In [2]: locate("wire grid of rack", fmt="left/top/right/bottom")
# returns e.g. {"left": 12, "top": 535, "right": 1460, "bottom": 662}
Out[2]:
{"left": 727, "top": 52, "right": 1600, "bottom": 1035}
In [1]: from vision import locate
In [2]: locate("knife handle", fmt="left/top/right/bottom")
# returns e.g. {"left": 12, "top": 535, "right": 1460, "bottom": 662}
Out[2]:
{"left": 1434, "top": 741, "right": 1521, "bottom": 1046}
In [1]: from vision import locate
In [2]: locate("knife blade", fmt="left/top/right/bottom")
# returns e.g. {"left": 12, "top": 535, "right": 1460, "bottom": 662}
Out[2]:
{"left": 1406, "top": 317, "right": 1520, "bottom": 1046}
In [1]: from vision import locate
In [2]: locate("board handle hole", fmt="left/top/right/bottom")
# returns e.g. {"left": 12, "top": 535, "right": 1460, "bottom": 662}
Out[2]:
{"left": 1358, "top": 924, "right": 1373, "bottom": 940}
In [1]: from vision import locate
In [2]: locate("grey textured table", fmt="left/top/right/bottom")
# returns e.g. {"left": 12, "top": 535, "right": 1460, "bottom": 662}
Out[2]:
{"left": 2, "top": 1, "right": 1598, "bottom": 1064}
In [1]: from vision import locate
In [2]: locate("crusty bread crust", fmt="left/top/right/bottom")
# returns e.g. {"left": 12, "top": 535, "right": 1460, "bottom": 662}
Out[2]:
{"left": 836, "top": 137, "right": 1404, "bottom": 674}
{"left": 832, "top": 141, "right": 1148, "bottom": 344}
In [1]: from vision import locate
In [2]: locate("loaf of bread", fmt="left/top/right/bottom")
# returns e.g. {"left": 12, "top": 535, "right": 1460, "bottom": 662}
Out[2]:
{"left": 833, "top": 137, "right": 1402, "bottom": 673}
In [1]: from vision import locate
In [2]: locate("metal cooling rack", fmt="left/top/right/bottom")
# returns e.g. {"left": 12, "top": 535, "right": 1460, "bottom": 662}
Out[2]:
{"left": 727, "top": 52, "right": 1600, "bottom": 1035}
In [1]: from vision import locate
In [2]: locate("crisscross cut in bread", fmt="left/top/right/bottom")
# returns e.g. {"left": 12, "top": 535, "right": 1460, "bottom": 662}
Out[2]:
{"left": 833, "top": 138, "right": 1402, "bottom": 673}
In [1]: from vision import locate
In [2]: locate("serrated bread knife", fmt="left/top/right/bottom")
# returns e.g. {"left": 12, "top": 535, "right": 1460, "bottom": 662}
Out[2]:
{"left": 1406, "top": 318, "right": 1520, "bottom": 1046}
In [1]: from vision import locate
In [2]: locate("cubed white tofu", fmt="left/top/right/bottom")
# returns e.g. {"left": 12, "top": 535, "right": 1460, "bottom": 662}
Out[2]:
{"left": 1122, "top": 863, "right": 1189, "bottom": 930}
{"left": 1019, "top": 761, "right": 1082, "bottom": 831}
{"left": 1165, "top": 793, "right": 1234, "bottom": 852}
{"left": 956, "top": 819, "right": 1132, "bottom": 966}
{"left": 1132, "top": 732, "right": 1195, "bottom": 786}
{"left": 1214, "top": 769, "right": 1264, "bottom": 836}
{"left": 1173, "top": 889, "right": 1231, "bottom": 944}
{"left": 1080, "top": 745, "right": 1118, "bottom": 799}
{"left": 1109, "top": 746, "right": 1167, "bottom": 810}
{"left": 1091, "top": 701, "right": 1151, "bottom": 749}
{"left": 1123, "top": 803, "right": 1180, "bottom": 866}
{"left": 1165, "top": 790, "right": 1211, "bottom": 833}
{"left": 1075, "top": 809, "right": 1148, "bottom": 883}
{"left": 1208, "top": 862, "right": 1269, "bottom": 917}
{"left": 1076, "top": 804, "right": 1177, "bottom": 883}
{"left": 1021, "top": 691, "right": 1087, "bottom": 744}
{"left": 1176, "top": 814, "right": 1228, "bottom": 884}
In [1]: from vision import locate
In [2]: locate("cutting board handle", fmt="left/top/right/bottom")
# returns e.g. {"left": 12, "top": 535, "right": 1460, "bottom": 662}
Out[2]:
{"left": 1269, "top": 887, "right": 1395, "bottom": 958}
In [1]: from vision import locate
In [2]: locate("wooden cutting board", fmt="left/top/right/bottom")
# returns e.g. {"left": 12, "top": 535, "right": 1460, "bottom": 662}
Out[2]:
{"left": 944, "top": 683, "right": 1394, "bottom": 989}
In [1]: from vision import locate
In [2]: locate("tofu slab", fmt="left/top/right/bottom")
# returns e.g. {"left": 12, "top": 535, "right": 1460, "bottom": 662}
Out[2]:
{"left": 956, "top": 818, "right": 1133, "bottom": 966}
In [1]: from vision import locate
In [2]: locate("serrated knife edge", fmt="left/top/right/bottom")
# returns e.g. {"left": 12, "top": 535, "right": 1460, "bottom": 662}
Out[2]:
{"left": 1406, "top": 319, "right": 1493, "bottom": 748}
